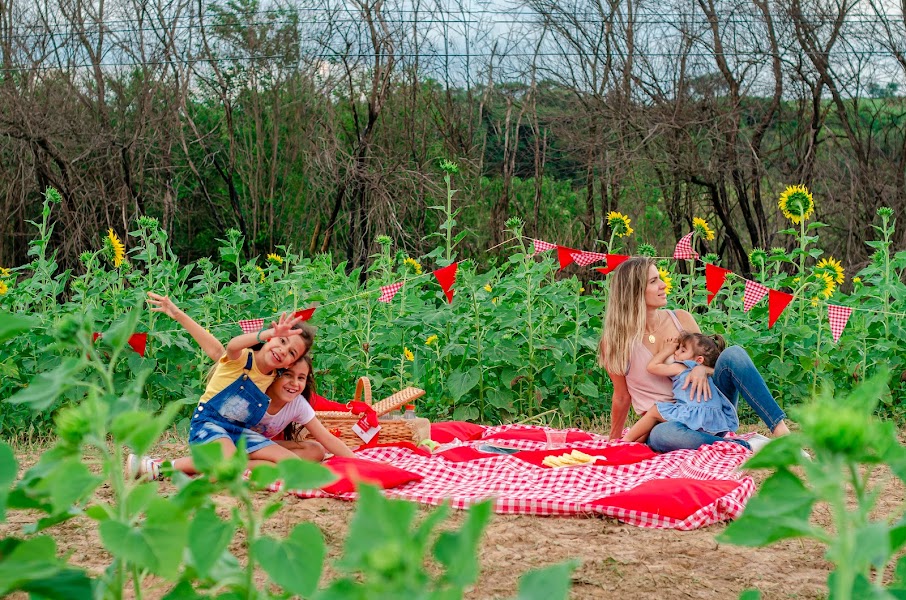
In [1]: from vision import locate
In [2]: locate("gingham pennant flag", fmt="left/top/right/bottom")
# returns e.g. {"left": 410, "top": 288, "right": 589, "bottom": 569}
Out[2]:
{"left": 378, "top": 281, "right": 405, "bottom": 303}
{"left": 673, "top": 232, "right": 699, "bottom": 260}
{"left": 570, "top": 251, "right": 608, "bottom": 267}
{"left": 743, "top": 280, "right": 769, "bottom": 312}
{"left": 238, "top": 318, "right": 265, "bottom": 334}
{"left": 532, "top": 239, "right": 556, "bottom": 255}
{"left": 828, "top": 304, "right": 853, "bottom": 343}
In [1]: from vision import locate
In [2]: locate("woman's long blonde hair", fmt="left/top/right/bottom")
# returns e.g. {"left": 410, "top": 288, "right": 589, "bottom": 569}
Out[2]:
{"left": 597, "top": 257, "right": 655, "bottom": 374}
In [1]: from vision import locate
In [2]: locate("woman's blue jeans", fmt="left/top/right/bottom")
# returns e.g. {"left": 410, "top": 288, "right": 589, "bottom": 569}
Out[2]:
{"left": 647, "top": 346, "right": 785, "bottom": 453}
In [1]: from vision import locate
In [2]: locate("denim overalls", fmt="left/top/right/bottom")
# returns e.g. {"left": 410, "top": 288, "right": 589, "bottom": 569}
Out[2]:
{"left": 188, "top": 353, "right": 275, "bottom": 453}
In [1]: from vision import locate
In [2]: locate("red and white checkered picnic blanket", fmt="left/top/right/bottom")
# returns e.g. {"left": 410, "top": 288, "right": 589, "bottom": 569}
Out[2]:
{"left": 290, "top": 424, "right": 756, "bottom": 530}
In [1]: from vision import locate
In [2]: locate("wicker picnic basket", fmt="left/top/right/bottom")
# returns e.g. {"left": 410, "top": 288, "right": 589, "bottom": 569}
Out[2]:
{"left": 294, "top": 376, "right": 429, "bottom": 447}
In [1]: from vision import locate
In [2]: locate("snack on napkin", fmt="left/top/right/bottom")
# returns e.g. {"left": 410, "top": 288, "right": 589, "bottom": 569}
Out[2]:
{"left": 542, "top": 450, "right": 600, "bottom": 468}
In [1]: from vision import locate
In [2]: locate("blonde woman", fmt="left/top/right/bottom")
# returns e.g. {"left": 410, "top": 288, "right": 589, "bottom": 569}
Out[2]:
{"left": 598, "top": 257, "right": 790, "bottom": 453}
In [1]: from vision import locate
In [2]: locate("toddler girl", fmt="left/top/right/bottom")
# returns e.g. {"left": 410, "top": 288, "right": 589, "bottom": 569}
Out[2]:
{"left": 622, "top": 332, "right": 747, "bottom": 448}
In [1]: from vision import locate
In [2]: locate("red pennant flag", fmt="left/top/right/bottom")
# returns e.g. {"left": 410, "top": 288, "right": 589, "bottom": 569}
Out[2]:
{"left": 92, "top": 332, "right": 147, "bottom": 357}
{"left": 673, "top": 232, "right": 699, "bottom": 259}
{"left": 768, "top": 289, "right": 794, "bottom": 328}
{"left": 432, "top": 262, "right": 458, "bottom": 303}
{"left": 705, "top": 264, "right": 732, "bottom": 305}
{"left": 294, "top": 307, "right": 316, "bottom": 321}
{"left": 827, "top": 304, "right": 853, "bottom": 343}
{"left": 743, "top": 280, "right": 769, "bottom": 312}
{"left": 556, "top": 246, "right": 581, "bottom": 270}
{"left": 378, "top": 281, "right": 404, "bottom": 303}
{"left": 595, "top": 254, "right": 630, "bottom": 276}
{"left": 128, "top": 333, "right": 148, "bottom": 357}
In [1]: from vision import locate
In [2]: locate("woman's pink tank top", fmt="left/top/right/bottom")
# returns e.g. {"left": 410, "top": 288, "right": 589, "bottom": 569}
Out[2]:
{"left": 624, "top": 310, "right": 684, "bottom": 415}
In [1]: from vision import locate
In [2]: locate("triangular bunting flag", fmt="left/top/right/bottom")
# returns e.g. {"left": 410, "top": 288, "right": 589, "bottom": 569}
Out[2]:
{"left": 378, "top": 281, "right": 405, "bottom": 303}
{"left": 432, "top": 262, "right": 459, "bottom": 303}
{"left": 595, "top": 254, "right": 630, "bottom": 276}
{"left": 570, "top": 251, "right": 608, "bottom": 267}
{"left": 743, "top": 280, "right": 769, "bottom": 312}
{"left": 768, "top": 289, "right": 794, "bottom": 328}
{"left": 532, "top": 239, "right": 556, "bottom": 255}
{"left": 92, "top": 332, "right": 147, "bottom": 357}
{"left": 128, "top": 333, "right": 148, "bottom": 357}
{"left": 705, "top": 264, "right": 732, "bottom": 305}
{"left": 294, "top": 306, "right": 317, "bottom": 321}
{"left": 673, "top": 232, "right": 699, "bottom": 259}
{"left": 238, "top": 318, "right": 265, "bottom": 334}
{"left": 556, "top": 246, "right": 581, "bottom": 270}
{"left": 827, "top": 304, "right": 853, "bottom": 343}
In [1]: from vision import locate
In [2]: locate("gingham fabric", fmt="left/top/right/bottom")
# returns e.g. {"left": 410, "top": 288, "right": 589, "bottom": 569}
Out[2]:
{"left": 532, "top": 239, "right": 556, "bottom": 255}
{"left": 378, "top": 281, "right": 405, "bottom": 303}
{"left": 743, "top": 280, "right": 769, "bottom": 312}
{"left": 238, "top": 318, "right": 265, "bottom": 334}
{"left": 287, "top": 424, "right": 756, "bottom": 530}
{"left": 673, "top": 232, "right": 699, "bottom": 260}
{"left": 570, "top": 251, "right": 608, "bottom": 267}
{"left": 828, "top": 304, "right": 853, "bottom": 343}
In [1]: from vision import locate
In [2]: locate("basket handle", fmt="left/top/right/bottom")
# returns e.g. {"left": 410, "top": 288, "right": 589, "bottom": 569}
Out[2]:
{"left": 353, "top": 376, "right": 373, "bottom": 406}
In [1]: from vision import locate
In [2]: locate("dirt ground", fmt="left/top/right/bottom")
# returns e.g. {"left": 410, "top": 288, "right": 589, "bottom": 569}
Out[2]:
{"left": 4, "top": 437, "right": 902, "bottom": 600}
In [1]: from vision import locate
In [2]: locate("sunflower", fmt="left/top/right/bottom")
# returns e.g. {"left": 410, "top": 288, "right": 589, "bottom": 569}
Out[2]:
{"left": 748, "top": 248, "right": 768, "bottom": 269}
{"left": 403, "top": 257, "right": 422, "bottom": 275}
{"left": 103, "top": 228, "right": 125, "bottom": 268}
{"left": 814, "top": 272, "right": 836, "bottom": 300}
{"left": 637, "top": 243, "right": 656, "bottom": 257}
{"left": 778, "top": 185, "right": 815, "bottom": 225}
{"left": 692, "top": 217, "right": 715, "bottom": 241}
{"left": 404, "top": 347, "right": 414, "bottom": 361}
{"left": 658, "top": 267, "right": 673, "bottom": 296}
{"left": 852, "top": 276, "right": 862, "bottom": 286}
{"left": 815, "top": 256, "right": 844, "bottom": 285}
{"left": 426, "top": 335, "right": 438, "bottom": 346}
{"left": 484, "top": 284, "right": 492, "bottom": 293}
{"left": 0, "top": 267, "right": 9, "bottom": 278}
{"left": 0, "top": 280, "right": 7, "bottom": 295}
{"left": 267, "top": 253, "right": 284, "bottom": 266}
{"left": 607, "top": 211, "right": 634, "bottom": 237}
{"left": 256, "top": 266, "right": 266, "bottom": 283}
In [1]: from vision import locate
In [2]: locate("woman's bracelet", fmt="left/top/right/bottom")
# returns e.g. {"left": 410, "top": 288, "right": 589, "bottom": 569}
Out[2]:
{"left": 256, "top": 327, "right": 267, "bottom": 344}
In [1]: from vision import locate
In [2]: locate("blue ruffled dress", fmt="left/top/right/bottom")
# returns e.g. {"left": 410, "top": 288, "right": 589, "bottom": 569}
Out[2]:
{"left": 656, "top": 360, "right": 740, "bottom": 435}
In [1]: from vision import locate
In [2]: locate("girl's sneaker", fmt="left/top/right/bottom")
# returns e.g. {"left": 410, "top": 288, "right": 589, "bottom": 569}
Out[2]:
{"left": 126, "top": 454, "right": 164, "bottom": 481}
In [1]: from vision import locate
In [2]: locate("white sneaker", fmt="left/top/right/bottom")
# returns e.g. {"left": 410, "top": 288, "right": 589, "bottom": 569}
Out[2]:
{"left": 126, "top": 454, "right": 164, "bottom": 480}
{"left": 746, "top": 434, "right": 772, "bottom": 453}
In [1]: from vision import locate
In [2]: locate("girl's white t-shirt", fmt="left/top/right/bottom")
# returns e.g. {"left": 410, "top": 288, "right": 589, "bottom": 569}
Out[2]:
{"left": 254, "top": 395, "right": 316, "bottom": 439}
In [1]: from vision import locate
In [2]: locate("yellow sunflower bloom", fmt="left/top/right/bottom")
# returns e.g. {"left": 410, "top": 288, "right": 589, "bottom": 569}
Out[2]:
{"left": 607, "top": 211, "right": 634, "bottom": 238}
{"left": 0, "top": 267, "right": 10, "bottom": 278}
{"left": 814, "top": 272, "right": 835, "bottom": 300}
{"left": 404, "top": 347, "right": 414, "bottom": 361}
{"left": 658, "top": 267, "right": 673, "bottom": 296}
{"left": 852, "top": 276, "right": 862, "bottom": 285}
{"left": 267, "top": 253, "right": 284, "bottom": 265}
{"left": 815, "top": 256, "right": 844, "bottom": 285}
{"left": 256, "top": 266, "right": 266, "bottom": 283}
{"left": 104, "top": 228, "right": 125, "bottom": 268}
{"left": 484, "top": 284, "right": 492, "bottom": 292}
{"left": 778, "top": 185, "right": 815, "bottom": 225}
{"left": 692, "top": 217, "right": 715, "bottom": 241}
{"left": 403, "top": 257, "right": 422, "bottom": 275}
{"left": 0, "top": 280, "right": 7, "bottom": 295}
{"left": 426, "top": 335, "right": 438, "bottom": 346}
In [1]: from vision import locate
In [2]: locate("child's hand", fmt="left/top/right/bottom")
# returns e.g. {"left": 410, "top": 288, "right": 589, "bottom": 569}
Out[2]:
{"left": 665, "top": 336, "right": 680, "bottom": 350}
{"left": 147, "top": 292, "right": 179, "bottom": 318}
{"left": 269, "top": 312, "right": 304, "bottom": 338}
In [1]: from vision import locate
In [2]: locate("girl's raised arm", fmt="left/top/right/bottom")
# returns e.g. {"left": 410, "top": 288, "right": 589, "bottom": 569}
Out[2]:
{"left": 148, "top": 292, "right": 225, "bottom": 361}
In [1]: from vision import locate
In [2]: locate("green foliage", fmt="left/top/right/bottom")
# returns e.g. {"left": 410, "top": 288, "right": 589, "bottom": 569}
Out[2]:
{"left": 720, "top": 373, "right": 906, "bottom": 599}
